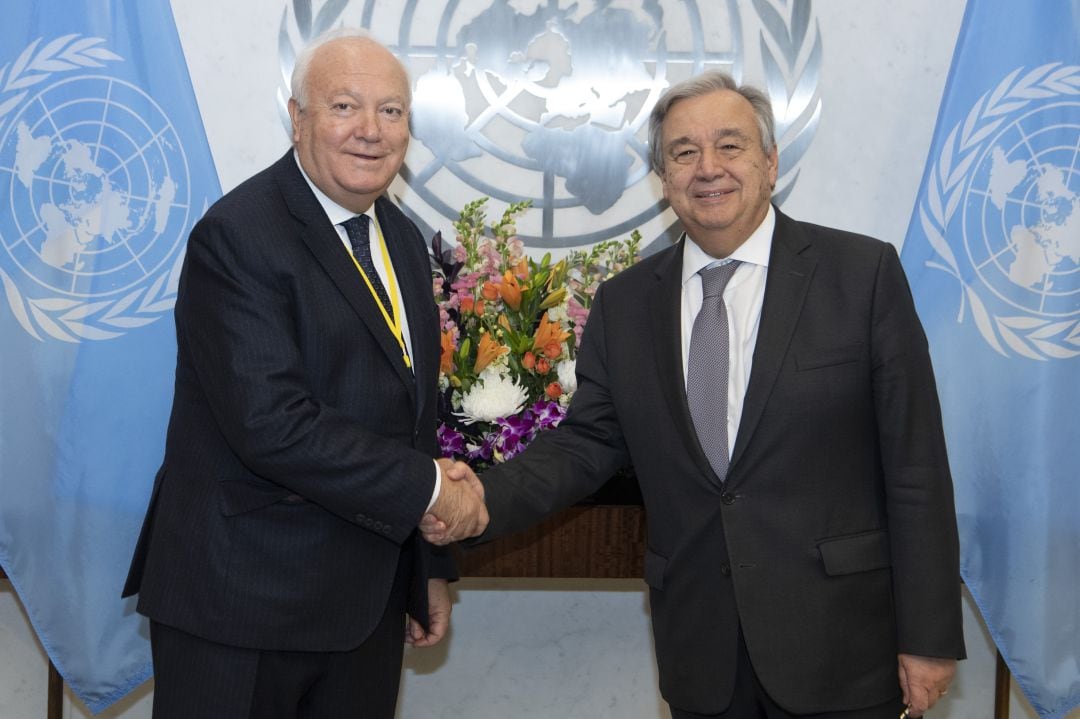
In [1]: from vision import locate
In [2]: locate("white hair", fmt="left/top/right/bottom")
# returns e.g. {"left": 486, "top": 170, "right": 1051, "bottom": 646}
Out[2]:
{"left": 648, "top": 71, "right": 776, "bottom": 174}
{"left": 290, "top": 27, "right": 411, "bottom": 109}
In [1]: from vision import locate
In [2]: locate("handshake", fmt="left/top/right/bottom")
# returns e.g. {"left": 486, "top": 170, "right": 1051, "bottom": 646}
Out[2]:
{"left": 422, "top": 459, "right": 487, "bottom": 546}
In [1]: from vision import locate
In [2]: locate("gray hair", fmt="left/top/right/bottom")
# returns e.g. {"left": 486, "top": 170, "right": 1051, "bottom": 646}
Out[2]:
{"left": 647, "top": 71, "right": 776, "bottom": 173}
{"left": 290, "top": 27, "right": 411, "bottom": 109}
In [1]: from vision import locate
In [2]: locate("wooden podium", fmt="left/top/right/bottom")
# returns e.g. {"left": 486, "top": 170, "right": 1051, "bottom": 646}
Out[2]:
{"left": 458, "top": 471, "right": 646, "bottom": 579}
{"left": 459, "top": 505, "right": 646, "bottom": 578}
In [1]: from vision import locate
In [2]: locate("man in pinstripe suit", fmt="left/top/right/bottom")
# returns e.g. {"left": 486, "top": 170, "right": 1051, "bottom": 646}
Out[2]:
{"left": 123, "top": 29, "right": 486, "bottom": 718}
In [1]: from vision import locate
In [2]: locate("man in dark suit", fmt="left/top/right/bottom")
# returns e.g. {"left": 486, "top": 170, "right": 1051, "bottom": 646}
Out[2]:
{"left": 425, "top": 71, "right": 964, "bottom": 718}
{"left": 123, "top": 29, "right": 486, "bottom": 719}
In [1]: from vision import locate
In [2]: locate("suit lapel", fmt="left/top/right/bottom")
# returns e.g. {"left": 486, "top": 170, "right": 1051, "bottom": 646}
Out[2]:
{"left": 274, "top": 154, "right": 417, "bottom": 401}
{"left": 647, "top": 241, "right": 720, "bottom": 483}
{"left": 376, "top": 197, "right": 437, "bottom": 420}
{"left": 729, "top": 210, "right": 815, "bottom": 474}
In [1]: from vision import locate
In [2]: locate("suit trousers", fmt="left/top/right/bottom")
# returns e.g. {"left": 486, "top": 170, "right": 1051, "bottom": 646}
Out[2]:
{"left": 669, "top": 627, "right": 905, "bottom": 719}
{"left": 149, "top": 545, "right": 414, "bottom": 719}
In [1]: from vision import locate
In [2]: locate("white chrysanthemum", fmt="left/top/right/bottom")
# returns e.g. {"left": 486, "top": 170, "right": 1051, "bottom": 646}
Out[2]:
{"left": 458, "top": 368, "right": 528, "bottom": 424}
{"left": 556, "top": 358, "right": 578, "bottom": 394}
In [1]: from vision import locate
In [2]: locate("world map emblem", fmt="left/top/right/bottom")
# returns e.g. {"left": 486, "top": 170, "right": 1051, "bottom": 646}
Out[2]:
{"left": 917, "top": 63, "right": 1080, "bottom": 360}
{"left": 278, "top": 0, "right": 822, "bottom": 250}
{"left": 0, "top": 35, "right": 192, "bottom": 342}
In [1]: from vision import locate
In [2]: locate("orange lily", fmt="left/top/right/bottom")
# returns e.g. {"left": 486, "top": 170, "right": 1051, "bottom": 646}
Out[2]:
{"left": 474, "top": 331, "right": 509, "bottom": 374}
{"left": 513, "top": 257, "right": 529, "bottom": 280}
{"left": 439, "top": 330, "right": 455, "bottom": 375}
{"left": 499, "top": 270, "right": 522, "bottom": 310}
{"left": 532, "top": 313, "right": 571, "bottom": 352}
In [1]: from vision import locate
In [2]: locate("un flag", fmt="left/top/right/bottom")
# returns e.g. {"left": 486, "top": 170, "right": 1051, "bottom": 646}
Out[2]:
{"left": 0, "top": 0, "right": 220, "bottom": 711}
{"left": 901, "top": 1, "right": 1080, "bottom": 717}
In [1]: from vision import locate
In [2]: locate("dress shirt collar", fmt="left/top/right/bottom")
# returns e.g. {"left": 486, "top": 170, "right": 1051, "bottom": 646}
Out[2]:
{"left": 293, "top": 150, "right": 376, "bottom": 227}
{"left": 681, "top": 204, "right": 775, "bottom": 286}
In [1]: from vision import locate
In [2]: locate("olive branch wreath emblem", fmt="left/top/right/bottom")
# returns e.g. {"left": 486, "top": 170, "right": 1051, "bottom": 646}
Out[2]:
{"left": 275, "top": 0, "right": 349, "bottom": 131}
{"left": 754, "top": 0, "right": 822, "bottom": 206}
{"left": 915, "top": 63, "right": 1080, "bottom": 361}
{"left": 0, "top": 35, "right": 188, "bottom": 343}
{"left": 276, "top": 0, "right": 821, "bottom": 208}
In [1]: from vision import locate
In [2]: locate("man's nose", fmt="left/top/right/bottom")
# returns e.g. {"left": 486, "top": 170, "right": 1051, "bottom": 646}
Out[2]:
{"left": 696, "top": 147, "right": 726, "bottom": 178}
{"left": 352, "top": 110, "right": 381, "bottom": 141}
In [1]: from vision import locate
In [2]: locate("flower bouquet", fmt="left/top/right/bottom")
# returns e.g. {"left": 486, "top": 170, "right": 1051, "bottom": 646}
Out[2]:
{"left": 431, "top": 198, "right": 640, "bottom": 470}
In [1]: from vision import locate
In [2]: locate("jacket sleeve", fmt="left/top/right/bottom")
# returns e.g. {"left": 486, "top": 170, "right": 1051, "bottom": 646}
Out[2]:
{"left": 871, "top": 243, "right": 966, "bottom": 659}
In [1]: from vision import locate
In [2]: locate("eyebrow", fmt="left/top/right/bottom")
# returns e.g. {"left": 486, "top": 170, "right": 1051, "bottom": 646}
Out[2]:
{"left": 324, "top": 89, "right": 408, "bottom": 104}
{"left": 710, "top": 128, "right": 751, "bottom": 143}
{"left": 666, "top": 127, "right": 751, "bottom": 152}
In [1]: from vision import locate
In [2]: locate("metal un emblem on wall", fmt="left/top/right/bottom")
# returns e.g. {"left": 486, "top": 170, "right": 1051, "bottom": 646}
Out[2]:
{"left": 916, "top": 63, "right": 1080, "bottom": 361}
{"left": 0, "top": 36, "right": 192, "bottom": 342}
{"left": 278, "top": 0, "right": 821, "bottom": 251}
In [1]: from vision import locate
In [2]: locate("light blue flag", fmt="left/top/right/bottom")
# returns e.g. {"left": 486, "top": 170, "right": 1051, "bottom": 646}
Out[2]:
{"left": 0, "top": 0, "right": 220, "bottom": 711}
{"left": 901, "top": 2, "right": 1080, "bottom": 717}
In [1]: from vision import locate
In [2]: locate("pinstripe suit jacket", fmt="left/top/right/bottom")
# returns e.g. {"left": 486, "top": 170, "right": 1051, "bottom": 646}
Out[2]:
{"left": 124, "top": 151, "right": 453, "bottom": 650}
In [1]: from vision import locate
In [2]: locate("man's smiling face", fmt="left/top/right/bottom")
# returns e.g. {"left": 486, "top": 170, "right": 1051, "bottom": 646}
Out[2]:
{"left": 289, "top": 37, "right": 411, "bottom": 213}
{"left": 659, "top": 89, "right": 778, "bottom": 257}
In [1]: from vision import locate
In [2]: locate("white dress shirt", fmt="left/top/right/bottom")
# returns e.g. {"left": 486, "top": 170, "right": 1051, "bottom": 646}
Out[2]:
{"left": 680, "top": 205, "right": 774, "bottom": 459}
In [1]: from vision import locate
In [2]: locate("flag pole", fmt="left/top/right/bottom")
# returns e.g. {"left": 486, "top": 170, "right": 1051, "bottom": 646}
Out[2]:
{"left": 995, "top": 649, "right": 1011, "bottom": 719}
{"left": 0, "top": 567, "right": 64, "bottom": 719}
{"left": 47, "top": 662, "right": 63, "bottom": 719}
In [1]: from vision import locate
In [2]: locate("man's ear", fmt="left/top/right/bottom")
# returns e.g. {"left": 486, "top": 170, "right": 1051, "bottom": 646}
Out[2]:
{"left": 287, "top": 98, "right": 301, "bottom": 145}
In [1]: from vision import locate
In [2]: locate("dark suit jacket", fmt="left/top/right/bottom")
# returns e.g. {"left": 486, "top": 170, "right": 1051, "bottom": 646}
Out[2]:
{"left": 124, "top": 151, "right": 453, "bottom": 651}
{"left": 479, "top": 208, "right": 965, "bottom": 714}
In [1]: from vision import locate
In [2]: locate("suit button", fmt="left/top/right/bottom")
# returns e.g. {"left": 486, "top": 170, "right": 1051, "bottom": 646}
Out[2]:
{"left": 373, "top": 520, "right": 384, "bottom": 531}
{"left": 383, "top": 524, "right": 392, "bottom": 534}
{"left": 364, "top": 518, "right": 375, "bottom": 528}
{"left": 355, "top": 513, "right": 366, "bottom": 523}
{"left": 721, "top": 491, "right": 736, "bottom": 505}
{"left": 720, "top": 564, "right": 731, "bottom": 576}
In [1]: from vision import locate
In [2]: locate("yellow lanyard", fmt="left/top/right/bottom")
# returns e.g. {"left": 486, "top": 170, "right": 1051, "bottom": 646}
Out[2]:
{"left": 347, "top": 216, "right": 411, "bottom": 369}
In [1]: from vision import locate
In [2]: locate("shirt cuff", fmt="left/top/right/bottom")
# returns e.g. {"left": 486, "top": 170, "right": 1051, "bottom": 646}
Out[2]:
{"left": 426, "top": 459, "right": 442, "bottom": 513}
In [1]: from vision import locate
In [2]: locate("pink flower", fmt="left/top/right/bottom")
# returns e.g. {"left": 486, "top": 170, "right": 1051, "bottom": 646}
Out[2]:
{"left": 452, "top": 272, "right": 480, "bottom": 293}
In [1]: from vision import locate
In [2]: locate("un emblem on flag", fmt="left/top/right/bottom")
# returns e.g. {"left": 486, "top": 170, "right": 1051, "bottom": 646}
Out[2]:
{"left": 918, "top": 64, "right": 1080, "bottom": 360}
{"left": 0, "top": 36, "right": 191, "bottom": 342}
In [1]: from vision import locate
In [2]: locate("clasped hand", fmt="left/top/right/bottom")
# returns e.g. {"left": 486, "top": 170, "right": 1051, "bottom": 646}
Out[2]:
{"left": 423, "top": 459, "right": 486, "bottom": 545}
